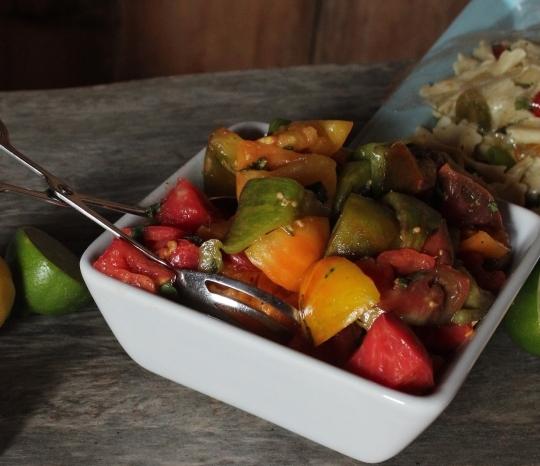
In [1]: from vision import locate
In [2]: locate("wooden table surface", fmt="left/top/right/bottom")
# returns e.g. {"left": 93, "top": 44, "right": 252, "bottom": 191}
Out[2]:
{"left": 0, "top": 64, "right": 539, "bottom": 466}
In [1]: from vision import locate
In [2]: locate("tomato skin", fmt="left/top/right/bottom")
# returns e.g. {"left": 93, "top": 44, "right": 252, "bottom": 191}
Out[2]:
{"left": 93, "top": 239, "right": 175, "bottom": 293}
{"left": 415, "top": 323, "right": 474, "bottom": 355}
{"left": 438, "top": 164, "right": 505, "bottom": 236}
{"left": 142, "top": 225, "right": 185, "bottom": 243}
{"left": 492, "top": 43, "right": 508, "bottom": 59}
{"left": 531, "top": 91, "right": 540, "bottom": 118}
{"left": 435, "top": 265, "right": 471, "bottom": 317}
{"left": 422, "top": 221, "right": 454, "bottom": 265}
{"left": 168, "top": 239, "right": 200, "bottom": 270}
{"left": 245, "top": 217, "right": 329, "bottom": 292}
{"left": 459, "top": 251, "right": 506, "bottom": 293}
{"left": 290, "top": 324, "right": 363, "bottom": 367}
{"left": 355, "top": 257, "right": 395, "bottom": 293}
{"left": 300, "top": 256, "right": 380, "bottom": 346}
{"left": 379, "top": 273, "right": 445, "bottom": 325}
{"left": 377, "top": 248, "right": 436, "bottom": 275}
{"left": 156, "top": 178, "right": 212, "bottom": 232}
{"left": 346, "top": 312, "right": 434, "bottom": 394}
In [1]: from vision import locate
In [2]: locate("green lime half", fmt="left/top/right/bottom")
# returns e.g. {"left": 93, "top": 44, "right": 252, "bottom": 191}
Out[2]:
{"left": 6, "top": 227, "right": 91, "bottom": 316}
{"left": 504, "top": 261, "right": 540, "bottom": 356}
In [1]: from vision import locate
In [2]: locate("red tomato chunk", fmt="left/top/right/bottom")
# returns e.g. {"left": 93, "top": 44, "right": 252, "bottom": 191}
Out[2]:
{"left": 346, "top": 312, "right": 434, "bottom": 394}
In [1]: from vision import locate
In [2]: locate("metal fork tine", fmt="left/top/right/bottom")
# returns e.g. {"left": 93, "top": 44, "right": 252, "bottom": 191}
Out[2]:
{"left": 208, "top": 292, "right": 295, "bottom": 337}
{"left": 178, "top": 270, "right": 302, "bottom": 327}
{"left": 0, "top": 117, "right": 305, "bottom": 342}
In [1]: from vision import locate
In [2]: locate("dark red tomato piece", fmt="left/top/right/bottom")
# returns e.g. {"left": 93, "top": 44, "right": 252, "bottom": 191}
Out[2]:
{"left": 315, "top": 324, "right": 364, "bottom": 366}
{"left": 379, "top": 272, "right": 445, "bottom": 325}
{"left": 531, "top": 91, "right": 540, "bottom": 118}
{"left": 415, "top": 323, "right": 474, "bottom": 355}
{"left": 142, "top": 225, "right": 185, "bottom": 243}
{"left": 168, "top": 239, "right": 200, "bottom": 269}
{"left": 346, "top": 312, "right": 434, "bottom": 394}
{"left": 356, "top": 257, "right": 395, "bottom": 293}
{"left": 93, "top": 239, "right": 174, "bottom": 293}
{"left": 220, "top": 253, "right": 261, "bottom": 286}
{"left": 435, "top": 265, "right": 471, "bottom": 320}
{"left": 459, "top": 251, "right": 506, "bottom": 293}
{"left": 156, "top": 178, "right": 213, "bottom": 231}
{"left": 438, "top": 163, "right": 505, "bottom": 237}
{"left": 294, "top": 324, "right": 364, "bottom": 367}
{"left": 492, "top": 43, "right": 508, "bottom": 60}
{"left": 422, "top": 220, "right": 454, "bottom": 265}
{"left": 223, "top": 252, "right": 260, "bottom": 274}
{"left": 377, "top": 248, "right": 436, "bottom": 275}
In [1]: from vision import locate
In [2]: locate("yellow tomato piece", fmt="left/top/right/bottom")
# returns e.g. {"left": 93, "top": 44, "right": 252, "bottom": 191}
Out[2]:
{"left": 460, "top": 230, "right": 510, "bottom": 259}
{"left": 259, "top": 120, "right": 353, "bottom": 156}
{"left": 300, "top": 256, "right": 380, "bottom": 345}
{"left": 245, "top": 217, "right": 329, "bottom": 292}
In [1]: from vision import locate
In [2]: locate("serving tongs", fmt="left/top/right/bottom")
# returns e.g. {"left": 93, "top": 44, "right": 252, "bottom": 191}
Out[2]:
{"left": 0, "top": 119, "right": 303, "bottom": 340}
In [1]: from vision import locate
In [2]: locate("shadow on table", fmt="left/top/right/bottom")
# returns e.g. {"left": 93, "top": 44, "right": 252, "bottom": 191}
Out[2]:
{"left": 0, "top": 319, "right": 66, "bottom": 454}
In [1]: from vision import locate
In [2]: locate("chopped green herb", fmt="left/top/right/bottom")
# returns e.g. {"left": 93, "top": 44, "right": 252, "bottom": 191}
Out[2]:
{"left": 145, "top": 202, "right": 161, "bottom": 218}
{"left": 324, "top": 267, "right": 336, "bottom": 279}
{"left": 159, "top": 282, "right": 178, "bottom": 297}
{"left": 268, "top": 118, "right": 291, "bottom": 135}
{"left": 488, "top": 201, "right": 499, "bottom": 213}
{"left": 515, "top": 96, "right": 530, "bottom": 111}
{"left": 247, "top": 157, "right": 269, "bottom": 170}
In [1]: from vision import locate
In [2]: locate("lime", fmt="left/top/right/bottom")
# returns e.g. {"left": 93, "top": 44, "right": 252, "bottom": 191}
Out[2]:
{"left": 504, "top": 261, "right": 540, "bottom": 356}
{"left": 0, "top": 256, "right": 15, "bottom": 326}
{"left": 6, "top": 227, "right": 91, "bottom": 316}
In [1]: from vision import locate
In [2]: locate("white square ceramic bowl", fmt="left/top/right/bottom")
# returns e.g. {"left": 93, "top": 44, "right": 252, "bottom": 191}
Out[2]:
{"left": 80, "top": 121, "right": 540, "bottom": 463}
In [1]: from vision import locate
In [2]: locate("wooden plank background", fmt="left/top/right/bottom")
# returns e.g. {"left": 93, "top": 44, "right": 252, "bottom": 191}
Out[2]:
{"left": 0, "top": 0, "right": 468, "bottom": 90}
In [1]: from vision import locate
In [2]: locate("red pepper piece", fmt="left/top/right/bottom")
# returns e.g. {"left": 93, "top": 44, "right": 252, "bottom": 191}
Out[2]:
{"left": 492, "top": 43, "right": 508, "bottom": 59}
{"left": 355, "top": 257, "right": 395, "bottom": 293}
{"left": 168, "top": 239, "right": 200, "bottom": 269}
{"left": 415, "top": 323, "right": 474, "bottom": 355}
{"left": 93, "top": 239, "right": 175, "bottom": 293}
{"left": 379, "top": 272, "right": 445, "bottom": 325}
{"left": 422, "top": 221, "right": 454, "bottom": 265}
{"left": 346, "top": 312, "right": 434, "bottom": 394}
{"left": 377, "top": 248, "right": 436, "bottom": 275}
{"left": 531, "top": 91, "right": 540, "bottom": 118}
{"left": 459, "top": 251, "right": 506, "bottom": 293}
{"left": 156, "top": 178, "right": 213, "bottom": 231}
{"left": 143, "top": 225, "right": 185, "bottom": 243}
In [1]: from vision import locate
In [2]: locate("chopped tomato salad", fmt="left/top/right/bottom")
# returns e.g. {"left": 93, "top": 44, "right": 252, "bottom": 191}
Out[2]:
{"left": 94, "top": 120, "right": 511, "bottom": 395}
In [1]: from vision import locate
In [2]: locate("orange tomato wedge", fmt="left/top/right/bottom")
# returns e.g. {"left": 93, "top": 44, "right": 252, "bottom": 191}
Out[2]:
{"left": 300, "top": 256, "right": 380, "bottom": 346}
{"left": 245, "top": 217, "right": 329, "bottom": 292}
{"left": 236, "top": 155, "right": 337, "bottom": 203}
{"left": 235, "top": 140, "right": 305, "bottom": 171}
{"left": 259, "top": 120, "right": 353, "bottom": 156}
{"left": 459, "top": 230, "right": 510, "bottom": 259}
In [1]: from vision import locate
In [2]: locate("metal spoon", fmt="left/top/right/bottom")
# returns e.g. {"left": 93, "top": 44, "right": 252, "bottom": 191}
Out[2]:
{"left": 0, "top": 119, "right": 302, "bottom": 340}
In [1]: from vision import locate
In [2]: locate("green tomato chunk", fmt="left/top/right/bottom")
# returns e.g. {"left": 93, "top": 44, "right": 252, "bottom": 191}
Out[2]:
{"left": 326, "top": 193, "right": 399, "bottom": 258}
{"left": 222, "top": 177, "right": 305, "bottom": 254}
{"left": 383, "top": 192, "right": 441, "bottom": 250}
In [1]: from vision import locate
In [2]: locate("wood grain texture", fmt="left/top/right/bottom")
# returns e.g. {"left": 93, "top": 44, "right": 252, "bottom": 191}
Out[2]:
{"left": 0, "top": 0, "right": 468, "bottom": 90}
{"left": 0, "top": 64, "right": 538, "bottom": 465}
{"left": 113, "top": 0, "right": 316, "bottom": 79}
{"left": 0, "top": 0, "right": 120, "bottom": 90}
{"left": 314, "top": 0, "right": 469, "bottom": 63}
